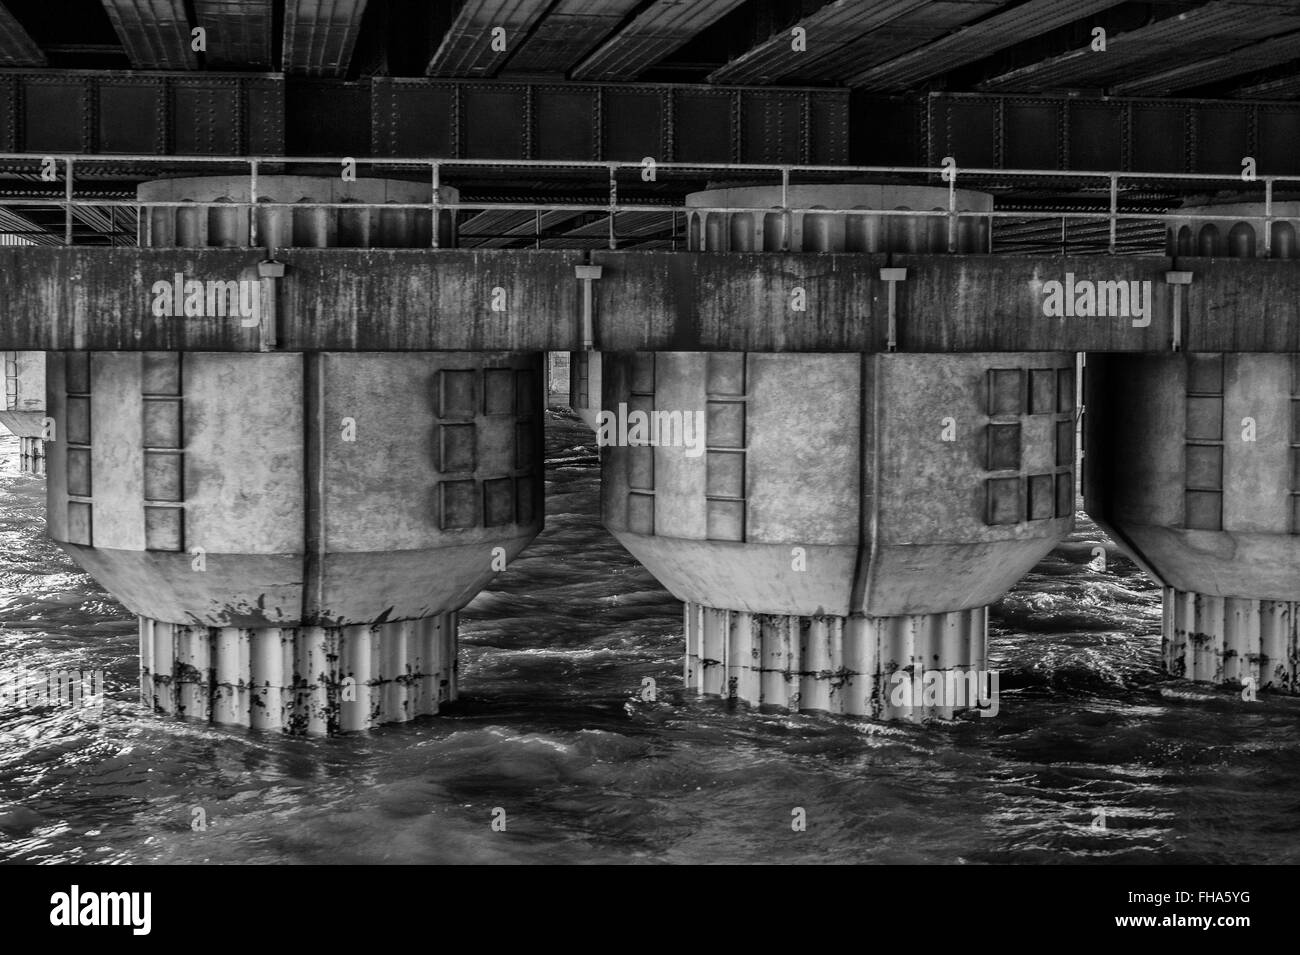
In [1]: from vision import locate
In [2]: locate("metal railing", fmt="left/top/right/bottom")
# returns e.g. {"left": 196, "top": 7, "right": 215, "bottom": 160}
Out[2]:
{"left": 0, "top": 152, "right": 1293, "bottom": 254}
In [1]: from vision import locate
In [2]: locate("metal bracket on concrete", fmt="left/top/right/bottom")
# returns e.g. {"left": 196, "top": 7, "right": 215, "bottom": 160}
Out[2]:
{"left": 258, "top": 260, "right": 285, "bottom": 352}
{"left": 576, "top": 264, "right": 603, "bottom": 351}
{"left": 880, "top": 267, "right": 907, "bottom": 352}
{"left": 1166, "top": 271, "right": 1193, "bottom": 352}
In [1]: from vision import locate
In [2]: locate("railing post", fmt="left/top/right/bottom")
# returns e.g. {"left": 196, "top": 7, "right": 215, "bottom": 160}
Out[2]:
{"left": 431, "top": 162, "right": 441, "bottom": 249}
{"left": 1264, "top": 178, "right": 1274, "bottom": 259}
{"left": 1108, "top": 174, "right": 1118, "bottom": 255}
{"left": 947, "top": 173, "right": 957, "bottom": 253}
{"left": 64, "top": 158, "right": 73, "bottom": 246}
{"left": 781, "top": 166, "right": 790, "bottom": 251}
{"left": 608, "top": 165, "right": 617, "bottom": 251}
{"left": 249, "top": 159, "right": 259, "bottom": 248}
{"left": 1166, "top": 271, "right": 1194, "bottom": 351}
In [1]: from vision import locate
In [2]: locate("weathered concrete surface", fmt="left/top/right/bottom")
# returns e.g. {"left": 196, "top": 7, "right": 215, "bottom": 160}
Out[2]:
{"left": 1164, "top": 588, "right": 1300, "bottom": 692}
{"left": 0, "top": 410, "right": 43, "bottom": 438}
{"left": 0, "top": 248, "right": 584, "bottom": 351}
{"left": 46, "top": 350, "right": 545, "bottom": 627}
{"left": 140, "top": 614, "right": 459, "bottom": 733}
{"left": 683, "top": 603, "right": 992, "bottom": 719}
{"left": 4, "top": 352, "right": 44, "bottom": 412}
{"left": 1179, "top": 257, "right": 1300, "bottom": 351}
{"left": 895, "top": 254, "right": 1175, "bottom": 351}
{"left": 601, "top": 352, "right": 1075, "bottom": 618}
{"left": 5, "top": 248, "right": 1298, "bottom": 352}
{"left": 589, "top": 251, "right": 885, "bottom": 350}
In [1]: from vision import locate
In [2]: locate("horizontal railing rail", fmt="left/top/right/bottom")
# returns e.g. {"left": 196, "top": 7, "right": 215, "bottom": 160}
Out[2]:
{"left": 0, "top": 153, "right": 1291, "bottom": 253}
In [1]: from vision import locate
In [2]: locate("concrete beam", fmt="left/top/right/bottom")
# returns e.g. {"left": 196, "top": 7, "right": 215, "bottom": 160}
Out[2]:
{"left": 3, "top": 247, "right": 1300, "bottom": 352}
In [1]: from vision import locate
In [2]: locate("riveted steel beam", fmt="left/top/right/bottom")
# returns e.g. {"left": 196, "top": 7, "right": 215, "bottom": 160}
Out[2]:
{"left": 856, "top": 91, "right": 1300, "bottom": 176}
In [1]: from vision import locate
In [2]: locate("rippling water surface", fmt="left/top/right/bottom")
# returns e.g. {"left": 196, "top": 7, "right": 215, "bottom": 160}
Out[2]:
{"left": 1, "top": 416, "right": 1297, "bottom": 865}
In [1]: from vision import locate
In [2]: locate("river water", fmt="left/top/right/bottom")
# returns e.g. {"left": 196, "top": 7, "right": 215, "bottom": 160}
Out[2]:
{"left": 0, "top": 414, "right": 1297, "bottom": 865}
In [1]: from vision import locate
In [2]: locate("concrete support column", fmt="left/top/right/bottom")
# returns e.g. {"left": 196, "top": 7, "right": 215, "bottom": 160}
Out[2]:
{"left": 597, "top": 182, "right": 1041, "bottom": 722}
{"left": 140, "top": 613, "right": 458, "bottom": 733}
{"left": 684, "top": 602, "right": 991, "bottom": 718}
{"left": 42, "top": 176, "right": 542, "bottom": 735}
{"left": 1163, "top": 588, "right": 1299, "bottom": 692}
{"left": 606, "top": 348, "right": 1074, "bottom": 719}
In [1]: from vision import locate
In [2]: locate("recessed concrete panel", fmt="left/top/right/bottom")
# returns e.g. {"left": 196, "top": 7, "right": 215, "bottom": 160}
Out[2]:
{"left": 142, "top": 352, "right": 180, "bottom": 396}
{"left": 143, "top": 451, "right": 183, "bottom": 501}
{"left": 483, "top": 477, "right": 514, "bottom": 526}
{"left": 440, "top": 480, "right": 479, "bottom": 530}
{"left": 144, "top": 506, "right": 184, "bottom": 552}
{"left": 66, "top": 448, "right": 92, "bottom": 497}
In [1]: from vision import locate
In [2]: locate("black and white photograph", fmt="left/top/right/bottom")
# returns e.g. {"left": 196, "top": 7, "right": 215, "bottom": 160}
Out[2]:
{"left": 0, "top": 0, "right": 1291, "bottom": 920}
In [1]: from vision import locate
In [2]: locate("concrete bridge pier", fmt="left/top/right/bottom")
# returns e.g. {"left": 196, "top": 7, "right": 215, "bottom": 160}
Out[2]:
{"left": 589, "top": 184, "right": 1079, "bottom": 719}
{"left": 44, "top": 177, "right": 544, "bottom": 733}
{"left": 1085, "top": 201, "right": 1300, "bottom": 695}
{"left": 602, "top": 349, "right": 1075, "bottom": 718}
{"left": 0, "top": 351, "right": 46, "bottom": 474}
{"left": 1086, "top": 352, "right": 1300, "bottom": 694}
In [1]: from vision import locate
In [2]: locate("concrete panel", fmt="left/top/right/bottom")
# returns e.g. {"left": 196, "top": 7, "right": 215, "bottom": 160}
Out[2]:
{"left": 44, "top": 352, "right": 67, "bottom": 541}
{"left": 60, "top": 545, "right": 303, "bottom": 626}
{"left": 746, "top": 353, "right": 860, "bottom": 545}
{"left": 319, "top": 352, "right": 540, "bottom": 552}
{"left": 1223, "top": 354, "right": 1289, "bottom": 534}
{"left": 320, "top": 352, "right": 440, "bottom": 551}
{"left": 863, "top": 538, "right": 1060, "bottom": 616}
{"left": 313, "top": 534, "right": 538, "bottom": 624}
{"left": 1121, "top": 525, "right": 1300, "bottom": 599}
{"left": 184, "top": 353, "right": 304, "bottom": 554}
{"left": 7, "top": 248, "right": 1300, "bottom": 354}
{"left": 876, "top": 353, "right": 1073, "bottom": 544}
{"left": 651, "top": 353, "right": 708, "bottom": 541}
{"left": 90, "top": 352, "right": 145, "bottom": 550}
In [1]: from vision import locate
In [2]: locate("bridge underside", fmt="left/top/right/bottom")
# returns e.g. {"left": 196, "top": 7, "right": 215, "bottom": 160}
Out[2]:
{"left": 5, "top": 0, "right": 1300, "bottom": 731}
